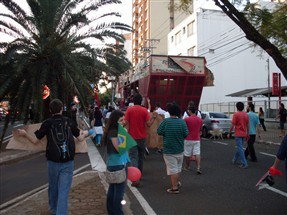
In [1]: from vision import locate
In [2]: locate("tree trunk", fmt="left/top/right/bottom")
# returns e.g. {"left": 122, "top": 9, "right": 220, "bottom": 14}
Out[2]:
{"left": 213, "top": 0, "right": 287, "bottom": 80}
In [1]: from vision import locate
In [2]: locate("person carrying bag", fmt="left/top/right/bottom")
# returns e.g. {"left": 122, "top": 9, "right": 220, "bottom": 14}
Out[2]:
{"left": 103, "top": 110, "right": 130, "bottom": 215}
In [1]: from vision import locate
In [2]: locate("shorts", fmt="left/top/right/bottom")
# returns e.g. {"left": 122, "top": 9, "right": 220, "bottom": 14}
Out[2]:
{"left": 163, "top": 153, "right": 183, "bottom": 175}
{"left": 184, "top": 140, "right": 200, "bottom": 157}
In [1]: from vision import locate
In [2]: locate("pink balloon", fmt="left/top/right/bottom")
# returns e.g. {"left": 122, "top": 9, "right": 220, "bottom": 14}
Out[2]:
{"left": 127, "top": 167, "right": 142, "bottom": 182}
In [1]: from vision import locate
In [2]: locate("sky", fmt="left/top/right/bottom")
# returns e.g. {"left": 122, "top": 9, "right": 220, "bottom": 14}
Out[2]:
{"left": 0, "top": 0, "right": 133, "bottom": 42}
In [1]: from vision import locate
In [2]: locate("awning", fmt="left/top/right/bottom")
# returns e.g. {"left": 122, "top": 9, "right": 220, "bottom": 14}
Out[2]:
{"left": 226, "top": 86, "right": 287, "bottom": 97}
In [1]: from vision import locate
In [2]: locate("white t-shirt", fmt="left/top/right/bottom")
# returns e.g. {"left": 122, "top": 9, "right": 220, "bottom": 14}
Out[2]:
{"left": 164, "top": 111, "right": 170, "bottom": 118}
{"left": 182, "top": 110, "right": 201, "bottom": 119}
{"left": 155, "top": 107, "right": 166, "bottom": 115}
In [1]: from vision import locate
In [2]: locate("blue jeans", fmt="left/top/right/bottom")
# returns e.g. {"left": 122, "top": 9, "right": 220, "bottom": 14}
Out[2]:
{"left": 128, "top": 139, "right": 145, "bottom": 173}
{"left": 106, "top": 165, "right": 127, "bottom": 215}
{"left": 233, "top": 137, "right": 248, "bottom": 167}
{"left": 48, "top": 160, "right": 74, "bottom": 215}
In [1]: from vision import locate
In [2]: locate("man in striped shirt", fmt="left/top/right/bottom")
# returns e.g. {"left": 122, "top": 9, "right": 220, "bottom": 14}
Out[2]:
{"left": 157, "top": 104, "right": 188, "bottom": 194}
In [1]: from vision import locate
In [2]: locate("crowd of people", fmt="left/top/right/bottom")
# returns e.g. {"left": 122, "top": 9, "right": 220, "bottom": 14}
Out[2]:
{"left": 16, "top": 96, "right": 287, "bottom": 215}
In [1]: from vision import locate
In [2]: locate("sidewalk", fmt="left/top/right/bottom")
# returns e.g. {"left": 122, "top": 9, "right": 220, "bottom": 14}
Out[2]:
{"left": 0, "top": 171, "right": 108, "bottom": 215}
{"left": 0, "top": 147, "right": 133, "bottom": 215}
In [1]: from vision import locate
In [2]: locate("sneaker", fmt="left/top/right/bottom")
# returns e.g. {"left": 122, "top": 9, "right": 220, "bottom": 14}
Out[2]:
{"left": 177, "top": 181, "right": 182, "bottom": 189}
{"left": 197, "top": 169, "right": 202, "bottom": 175}
{"left": 156, "top": 149, "right": 163, "bottom": 154}
{"left": 145, "top": 147, "right": 149, "bottom": 155}
{"left": 238, "top": 164, "right": 248, "bottom": 169}
{"left": 167, "top": 188, "right": 179, "bottom": 194}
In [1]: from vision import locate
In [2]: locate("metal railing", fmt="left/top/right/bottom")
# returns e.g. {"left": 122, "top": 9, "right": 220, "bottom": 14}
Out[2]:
{"left": 200, "top": 99, "right": 286, "bottom": 118}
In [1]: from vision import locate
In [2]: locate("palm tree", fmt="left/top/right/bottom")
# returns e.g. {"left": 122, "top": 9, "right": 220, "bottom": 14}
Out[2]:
{"left": 0, "top": 0, "right": 132, "bottom": 118}
{"left": 0, "top": 0, "right": 132, "bottom": 145}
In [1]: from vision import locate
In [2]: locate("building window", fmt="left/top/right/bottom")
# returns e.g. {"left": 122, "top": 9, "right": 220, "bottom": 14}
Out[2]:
{"left": 187, "top": 21, "right": 195, "bottom": 36}
{"left": 187, "top": 46, "right": 195, "bottom": 56}
{"left": 175, "top": 31, "right": 181, "bottom": 45}
{"left": 183, "top": 27, "right": 186, "bottom": 34}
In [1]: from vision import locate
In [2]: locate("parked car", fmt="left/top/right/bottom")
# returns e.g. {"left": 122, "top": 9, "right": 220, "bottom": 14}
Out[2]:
{"left": 201, "top": 111, "right": 232, "bottom": 138}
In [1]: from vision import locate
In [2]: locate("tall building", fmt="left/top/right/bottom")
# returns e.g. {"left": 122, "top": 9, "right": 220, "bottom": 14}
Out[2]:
{"left": 167, "top": 0, "right": 284, "bottom": 105}
{"left": 131, "top": 0, "right": 188, "bottom": 66}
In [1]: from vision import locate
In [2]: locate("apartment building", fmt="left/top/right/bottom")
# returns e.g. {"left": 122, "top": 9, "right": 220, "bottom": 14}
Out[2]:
{"left": 131, "top": 0, "right": 188, "bottom": 66}
{"left": 167, "top": 0, "right": 284, "bottom": 105}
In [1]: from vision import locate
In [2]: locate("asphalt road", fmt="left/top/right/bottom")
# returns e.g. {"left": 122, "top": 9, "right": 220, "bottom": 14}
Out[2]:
{"left": 128, "top": 139, "right": 287, "bottom": 215}
{"left": 0, "top": 152, "right": 92, "bottom": 205}
{"left": 1, "top": 134, "right": 287, "bottom": 214}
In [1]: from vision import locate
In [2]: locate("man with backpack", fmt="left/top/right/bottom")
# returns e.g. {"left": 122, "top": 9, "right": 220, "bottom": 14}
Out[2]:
{"left": 18, "top": 99, "right": 88, "bottom": 215}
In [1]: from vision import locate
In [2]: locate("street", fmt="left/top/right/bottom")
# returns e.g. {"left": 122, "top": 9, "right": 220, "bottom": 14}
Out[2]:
{"left": 1, "top": 133, "right": 287, "bottom": 214}
{"left": 130, "top": 139, "right": 287, "bottom": 214}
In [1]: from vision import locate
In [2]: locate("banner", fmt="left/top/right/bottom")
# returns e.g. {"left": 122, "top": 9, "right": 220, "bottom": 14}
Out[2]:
{"left": 117, "top": 124, "right": 137, "bottom": 154}
{"left": 272, "top": 73, "right": 279, "bottom": 95}
{"left": 6, "top": 123, "right": 88, "bottom": 153}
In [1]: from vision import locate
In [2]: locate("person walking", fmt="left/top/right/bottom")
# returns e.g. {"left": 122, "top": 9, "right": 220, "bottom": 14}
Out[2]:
{"left": 270, "top": 135, "right": 287, "bottom": 184}
{"left": 157, "top": 104, "right": 188, "bottom": 194}
{"left": 245, "top": 104, "right": 260, "bottom": 162}
{"left": 182, "top": 100, "right": 201, "bottom": 119}
{"left": 275, "top": 103, "right": 287, "bottom": 137}
{"left": 88, "top": 105, "right": 94, "bottom": 127}
{"left": 18, "top": 99, "right": 88, "bottom": 215}
{"left": 154, "top": 102, "right": 167, "bottom": 116}
{"left": 258, "top": 107, "right": 266, "bottom": 131}
{"left": 183, "top": 105, "right": 203, "bottom": 174}
{"left": 227, "top": 102, "right": 249, "bottom": 169}
{"left": 124, "top": 93, "right": 156, "bottom": 187}
{"left": 92, "top": 106, "right": 104, "bottom": 146}
{"left": 124, "top": 94, "right": 156, "bottom": 187}
{"left": 103, "top": 110, "right": 130, "bottom": 215}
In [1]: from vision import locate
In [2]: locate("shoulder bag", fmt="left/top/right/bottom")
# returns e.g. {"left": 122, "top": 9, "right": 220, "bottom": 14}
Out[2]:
{"left": 105, "top": 167, "right": 126, "bottom": 184}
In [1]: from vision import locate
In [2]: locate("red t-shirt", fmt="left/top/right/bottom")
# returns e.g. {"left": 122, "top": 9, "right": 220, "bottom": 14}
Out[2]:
{"left": 232, "top": 111, "right": 249, "bottom": 137}
{"left": 184, "top": 115, "right": 203, "bottom": 141}
{"left": 125, "top": 105, "right": 150, "bottom": 139}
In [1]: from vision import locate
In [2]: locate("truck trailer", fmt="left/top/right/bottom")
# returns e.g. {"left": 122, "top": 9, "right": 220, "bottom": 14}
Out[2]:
{"left": 118, "top": 54, "right": 213, "bottom": 112}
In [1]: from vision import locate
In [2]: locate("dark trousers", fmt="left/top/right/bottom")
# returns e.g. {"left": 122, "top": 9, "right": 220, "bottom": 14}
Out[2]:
{"left": 244, "top": 134, "right": 257, "bottom": 161}
{"left": 259, "top": 118, "right": 266, "bottom": 131}
{"left": 129, "top": 139, "right": 145, "bottom": 173}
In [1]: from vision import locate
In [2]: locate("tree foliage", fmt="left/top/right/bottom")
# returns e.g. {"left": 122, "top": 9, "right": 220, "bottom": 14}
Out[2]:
{"left": 0, "top": 0, "right": 132, "bottom": 123}
{"left": 245, "top": 2, "right": 287, "bottom": 57}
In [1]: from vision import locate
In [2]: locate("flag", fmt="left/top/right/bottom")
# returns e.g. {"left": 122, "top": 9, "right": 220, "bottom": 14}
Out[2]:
{"left": 117, "top": 124, "right": 137, "bottom": 154}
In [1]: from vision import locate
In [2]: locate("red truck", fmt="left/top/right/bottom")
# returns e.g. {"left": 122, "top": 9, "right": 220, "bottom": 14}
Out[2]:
{"left": 118, "top": 54, "right": 213, "bottom": 112}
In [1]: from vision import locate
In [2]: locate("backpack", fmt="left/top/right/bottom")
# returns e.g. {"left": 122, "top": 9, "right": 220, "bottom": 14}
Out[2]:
{"left": 46, "top": 117, "right": 75, "bottom": 162}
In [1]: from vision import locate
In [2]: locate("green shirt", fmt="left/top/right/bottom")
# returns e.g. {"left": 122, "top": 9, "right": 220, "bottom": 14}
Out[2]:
{"left": 157, "top": 117, "right": 188, "bottom": 154}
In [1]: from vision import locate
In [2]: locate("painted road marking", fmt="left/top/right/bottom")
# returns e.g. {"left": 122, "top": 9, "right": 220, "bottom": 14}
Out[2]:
{"left": 258, "top": 184, "right": 287, "bottom": 198}
{"left": 213, "top": 141, "right": 228, "bottom": 145}
{"left": 259, "top": 152, "right": 276, "bottom": 158}
{"left": 87, "top": 140, "right": 156, "bottom": 215}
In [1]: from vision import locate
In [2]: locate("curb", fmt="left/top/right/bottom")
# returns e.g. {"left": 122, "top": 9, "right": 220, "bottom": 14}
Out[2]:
{"left": 0, "top": 150, "right": 43, "bottom": 165}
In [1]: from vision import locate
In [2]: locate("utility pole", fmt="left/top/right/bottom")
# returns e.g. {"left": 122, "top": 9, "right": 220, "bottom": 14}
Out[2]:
{"left": 267, "top": 58, "right": 270, "bottom": 117}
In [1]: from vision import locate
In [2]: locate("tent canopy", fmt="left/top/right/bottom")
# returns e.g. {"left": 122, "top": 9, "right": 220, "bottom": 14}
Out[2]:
{"left": 226, "top": 86, "right": 287, "bottom": 97}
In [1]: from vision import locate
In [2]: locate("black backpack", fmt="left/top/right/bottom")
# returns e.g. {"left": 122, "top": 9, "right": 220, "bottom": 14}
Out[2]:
{"left": 46, "top": 117, "right": 75, "bottom": 162}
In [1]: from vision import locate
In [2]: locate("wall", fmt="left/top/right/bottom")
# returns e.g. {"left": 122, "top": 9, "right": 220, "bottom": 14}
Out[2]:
{"left": 167, "top": 7, "right": 285, "bottom": 106}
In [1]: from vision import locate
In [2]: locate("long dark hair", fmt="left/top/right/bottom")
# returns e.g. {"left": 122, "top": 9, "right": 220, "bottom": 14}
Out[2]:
{"left": 103, "top": 110, "right": 124, "bottom": 145}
